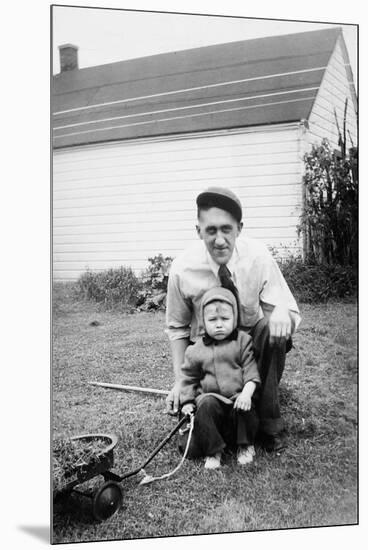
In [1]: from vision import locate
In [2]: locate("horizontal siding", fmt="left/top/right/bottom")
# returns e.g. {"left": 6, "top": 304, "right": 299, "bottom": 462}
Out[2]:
{"left": 53, "top": 225, "right": 299, "bottom": 244}
{"left": 53, "top": 215, "right": 301, "bottom": 233}
{"left": 54, "top": 141, "right": 299, "bottom": 175}
{"left": 308, "top": 41, "right": 357, "bottom": 150}
{"left": 54, "top": 163, "right": 301, "bottom": 192}
{"left": 54, "top": 179, "right": 300, "bottom": 202}
{"left": 309, "top": 94, "right": 356, "bottom": 131}
{"left": 54, "top": 153, "right": 300, "bottom": 184}
{"left": 54, "top": 214, "right": 301, "bottom": 233}
{"left": 53, "top": 126, "right": 302, "bottom": 280}
{"left": 54, "top": 191, "right": 300, "bottom": 214}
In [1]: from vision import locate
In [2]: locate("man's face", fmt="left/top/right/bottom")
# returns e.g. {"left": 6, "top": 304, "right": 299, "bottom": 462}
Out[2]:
{"left": 196, "top": 207, "right": 242, "bottom": 265}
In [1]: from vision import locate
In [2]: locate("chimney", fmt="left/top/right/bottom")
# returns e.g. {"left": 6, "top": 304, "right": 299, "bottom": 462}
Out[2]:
{"left": 58, "top": 44, "right": 79, "bottom": 72}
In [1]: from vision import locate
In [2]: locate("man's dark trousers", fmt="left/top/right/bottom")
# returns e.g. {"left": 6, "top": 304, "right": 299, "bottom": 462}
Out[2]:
{"left": 248, "top": 317, "right": 292, "bottom": 437}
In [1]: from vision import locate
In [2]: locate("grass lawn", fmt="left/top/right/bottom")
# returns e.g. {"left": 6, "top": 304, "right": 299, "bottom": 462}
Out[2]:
{"left": 52, "top": 284, "right": 358, "bottom": 544}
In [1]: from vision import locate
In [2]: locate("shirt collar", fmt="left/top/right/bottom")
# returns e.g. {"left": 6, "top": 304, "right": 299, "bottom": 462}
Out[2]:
{"left": 206, "top": 245, "right": 239, "bottom": 278}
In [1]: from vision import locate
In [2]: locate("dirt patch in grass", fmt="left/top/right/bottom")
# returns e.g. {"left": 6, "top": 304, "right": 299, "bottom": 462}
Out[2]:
{"left": 52, "top": 288, "right": 357, "bottom": 542}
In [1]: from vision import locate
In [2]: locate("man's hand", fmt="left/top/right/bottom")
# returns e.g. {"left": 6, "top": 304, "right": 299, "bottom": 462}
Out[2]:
{"left": 181, "top": 403, "right": 195, "bottom": 416}
{"left": 165, "top": 383, "right": 181, "bottom": 416}
{"left": 269, "top": 305, "right": 292, "bottom": 344}
{"left": 166, "top": 339, "right": 190, "bottom": 415}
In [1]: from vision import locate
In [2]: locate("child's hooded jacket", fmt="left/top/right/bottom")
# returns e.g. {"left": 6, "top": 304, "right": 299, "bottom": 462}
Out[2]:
{"left": 179, "top": 287, "right": 260, "bottom": 406}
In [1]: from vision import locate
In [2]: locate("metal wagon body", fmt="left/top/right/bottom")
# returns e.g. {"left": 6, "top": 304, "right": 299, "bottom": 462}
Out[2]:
{"left": 53, "top": 414, "right": 191, "bottom": 522}
{"left": 53, "top": 433, "right": 123, "bottom": 521}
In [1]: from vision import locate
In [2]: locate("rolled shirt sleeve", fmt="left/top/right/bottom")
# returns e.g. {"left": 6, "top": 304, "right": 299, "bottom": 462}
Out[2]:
{"left": 165, "top": 265, "right": 193, "bottom": 341}
{"left": 259, "top": 250, "right": 301, "bottom": 332}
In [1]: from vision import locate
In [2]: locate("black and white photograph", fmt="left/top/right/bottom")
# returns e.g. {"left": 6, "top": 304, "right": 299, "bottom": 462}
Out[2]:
{"left": 50, "top": 2, "right": 359, "bottom": 545}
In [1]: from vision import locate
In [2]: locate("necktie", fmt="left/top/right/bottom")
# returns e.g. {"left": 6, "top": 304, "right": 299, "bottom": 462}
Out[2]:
{"left": 218, "top": 264, "right": 241, "bottom": 326}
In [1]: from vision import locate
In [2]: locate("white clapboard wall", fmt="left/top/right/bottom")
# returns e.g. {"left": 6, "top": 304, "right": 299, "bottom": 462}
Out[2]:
{"left": 53, "top": 124, "right": 303, "bottom": 280}
{"left": 307, "top": 38, "right": 357, "bottom": 150}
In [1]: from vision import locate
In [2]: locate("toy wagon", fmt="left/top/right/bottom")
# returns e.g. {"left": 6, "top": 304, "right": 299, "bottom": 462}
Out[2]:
{"left": 53, "top": 414, "right": 192, "bottom": 522}
{"left": 53, "top": 433, "right": 123, "bottom": 521}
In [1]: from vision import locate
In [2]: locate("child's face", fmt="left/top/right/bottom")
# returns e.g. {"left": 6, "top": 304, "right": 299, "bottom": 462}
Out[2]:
{"left": 203, "top": 301, "right": 235, "bottom": 340}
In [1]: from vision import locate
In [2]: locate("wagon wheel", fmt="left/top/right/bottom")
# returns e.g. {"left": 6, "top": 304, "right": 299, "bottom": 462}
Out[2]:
{"left": 92, "top": 481, "right": 123, "bottom": 521}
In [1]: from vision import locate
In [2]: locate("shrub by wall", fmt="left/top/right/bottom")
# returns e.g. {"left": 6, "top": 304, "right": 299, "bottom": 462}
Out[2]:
{"left": 75, "top": 249, "right": 357, "bottom": 311}
{"left": 300, "top": 138, "right": 358, "bottom": 267}
{"left": 77, "top": 267, "right": 142, "bottom": 310}
{"left": 276, "top": 256, "right": 357, "bottom": 303}
{"left": 137, "top": 254, "right": 173, "bottom": 310}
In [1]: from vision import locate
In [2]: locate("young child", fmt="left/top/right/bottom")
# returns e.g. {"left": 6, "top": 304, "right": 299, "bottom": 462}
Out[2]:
{"left": 179, "top": 287, "right": 260, "bottom": 469}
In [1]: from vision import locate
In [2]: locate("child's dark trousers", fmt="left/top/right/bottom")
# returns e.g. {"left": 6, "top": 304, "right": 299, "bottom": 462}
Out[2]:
{"left": 180, "top": 394, "right": 259, "bottom": 458}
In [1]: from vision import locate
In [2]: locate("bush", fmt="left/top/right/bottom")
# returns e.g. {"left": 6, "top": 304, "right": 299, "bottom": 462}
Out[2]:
{"left": 77, "top": 267, "right": 142, "bottom": 310}
{"left": 142, "top": 254, "right": 173, "bottom": 292}
{"left": 137, "top": 254, "right": 173, "bottom": 311}
{"left": 273, "top": 253, "right": 357, "bottom": 303}
{"left": 299, "top": 137, "right": 358, "bottom": 267}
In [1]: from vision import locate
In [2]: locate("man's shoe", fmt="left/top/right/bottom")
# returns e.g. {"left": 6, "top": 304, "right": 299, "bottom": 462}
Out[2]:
{"left": 263, "top": 434, "right": 286, "bottom": 453}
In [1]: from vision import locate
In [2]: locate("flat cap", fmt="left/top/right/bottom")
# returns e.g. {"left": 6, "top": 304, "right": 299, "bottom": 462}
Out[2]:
{"left": 196, "top": 186, "right": 242, "bottom": 222}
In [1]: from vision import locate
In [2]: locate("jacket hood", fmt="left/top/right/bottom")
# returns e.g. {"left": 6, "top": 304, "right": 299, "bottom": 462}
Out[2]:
{"left": 200, "top": 287, "right": 238, "bottom": 330}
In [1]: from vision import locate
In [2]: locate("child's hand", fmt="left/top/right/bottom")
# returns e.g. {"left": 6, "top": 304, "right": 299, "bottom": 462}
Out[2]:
{"left": 233, "top": 393, "right": 252, "bottom": 411}
{"left": 234, "top": 381, "right": 256, "bottom": 411}
{"left": 181, "top": 403, "right": 195, "bottom": 416}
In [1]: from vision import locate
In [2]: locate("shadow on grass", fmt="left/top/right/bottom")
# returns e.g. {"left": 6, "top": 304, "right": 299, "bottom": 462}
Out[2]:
{"left": 53, "top": 491, "right": 98, "bottom": 530}
{"left": 279, "top": 384, "right": 324, "bottom": 441}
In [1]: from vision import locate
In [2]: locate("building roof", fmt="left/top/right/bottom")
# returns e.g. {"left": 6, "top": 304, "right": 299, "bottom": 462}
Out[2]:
{"left": 52, "top": 27, "right": 349, "bottom": 148}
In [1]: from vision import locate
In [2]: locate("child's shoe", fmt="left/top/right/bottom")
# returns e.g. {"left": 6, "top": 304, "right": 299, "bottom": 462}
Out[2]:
{"left": 237, "top": 445, "right": 255, "bottom": 465}
{"left": 204, "top": 452, "right": 221, "bottom": 469}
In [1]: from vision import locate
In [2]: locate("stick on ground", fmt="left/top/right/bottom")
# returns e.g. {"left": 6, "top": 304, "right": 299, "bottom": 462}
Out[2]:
{"left": 89, "top": 381, "right": 169, "bottom": 397}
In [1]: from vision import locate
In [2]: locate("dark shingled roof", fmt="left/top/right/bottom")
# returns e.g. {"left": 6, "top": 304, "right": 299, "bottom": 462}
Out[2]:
{"left": 52, "top": 27, "right": 346, "bottom": 148}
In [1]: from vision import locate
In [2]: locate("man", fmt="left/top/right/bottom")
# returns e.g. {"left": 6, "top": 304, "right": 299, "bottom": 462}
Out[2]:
{"left": 165, "top": 186, "right": 301, "bottom": 451}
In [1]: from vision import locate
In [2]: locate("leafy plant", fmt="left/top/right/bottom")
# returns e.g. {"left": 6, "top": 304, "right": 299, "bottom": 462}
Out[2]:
{"left": 299, "top": 139, "right": 357, "bottom": 267}
{"left": 299, "top": 97, "right": 357, "bottom": 267}
{"left": 137, "top": 254, "right": 173, "bottom": 311}
{"left": 142, "top": 254, "right": 173, "bottom": 291}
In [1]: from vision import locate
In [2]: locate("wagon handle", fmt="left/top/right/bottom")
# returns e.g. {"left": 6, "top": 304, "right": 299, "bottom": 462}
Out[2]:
{"left": 120, "top": 414, "right": 189, "bottom": 481}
